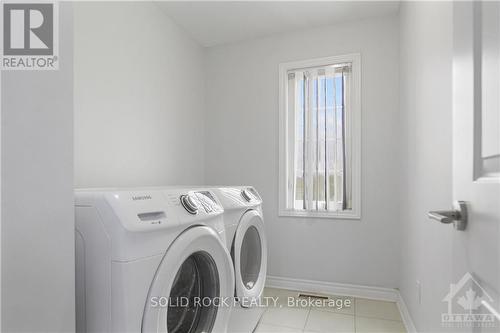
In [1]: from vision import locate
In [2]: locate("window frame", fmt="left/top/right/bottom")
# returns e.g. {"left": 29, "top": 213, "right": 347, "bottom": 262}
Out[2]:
{"left": 278, "top": 54, "right": 361, "bottom": 219}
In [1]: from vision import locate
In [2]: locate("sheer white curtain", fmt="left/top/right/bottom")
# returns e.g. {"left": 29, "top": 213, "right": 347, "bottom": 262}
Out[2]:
{"left": 286, "top": 64, "right": 352, "bottom": 212}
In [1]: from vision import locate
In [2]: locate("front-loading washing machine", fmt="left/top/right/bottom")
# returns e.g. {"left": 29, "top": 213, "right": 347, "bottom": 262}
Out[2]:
{"left": 210, "top": 187, "right": 267, "bottom": 332}
{"left": 75, "top": 187, "right": 235, "bottom": 333}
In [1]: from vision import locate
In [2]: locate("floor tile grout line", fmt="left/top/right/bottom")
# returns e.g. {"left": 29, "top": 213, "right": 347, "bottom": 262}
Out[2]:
{"left": 354, "top": 298, "right": 357, "bottom": 333}
{"left": 302, "top": 307, "right": 312, "bottom": 332}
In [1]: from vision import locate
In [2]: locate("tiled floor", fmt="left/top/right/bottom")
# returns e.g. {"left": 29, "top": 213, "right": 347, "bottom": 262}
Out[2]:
{"left": 254, "top": 288, "right": 406, "bottom": 333}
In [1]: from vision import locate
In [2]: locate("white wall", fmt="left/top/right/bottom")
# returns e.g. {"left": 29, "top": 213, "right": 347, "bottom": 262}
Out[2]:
{"left": 1, "top": 3, "right": 75, "bottom": 331}
{"left": 399, "top": 2, "right": 454, "bottom": 331}
{"left": 74, "top": 2, "right": 205, "bottom": 188}
{"left": 204, "top": 15, "right": 401, "bottom": 288}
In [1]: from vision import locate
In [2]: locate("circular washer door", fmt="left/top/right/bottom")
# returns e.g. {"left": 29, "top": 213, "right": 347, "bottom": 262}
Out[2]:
{"left": 233, "top": 210, "right": 267, "bottom": 303}
{"left": 142, "top": 226, "right": 235, "bottom": 333}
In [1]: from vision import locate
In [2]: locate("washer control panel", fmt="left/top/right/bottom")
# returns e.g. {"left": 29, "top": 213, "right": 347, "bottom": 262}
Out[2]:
{"left": 98, "top": 188, "right": 225, "bottom": 232}
{"left": 104, "top": 190, "right": 172, "bottom": 232}
{"left": 178, "top": 191, "right": 222, "bottom": 215}
{"left": 195, "top": 191, "right": 222, "bottom": 214}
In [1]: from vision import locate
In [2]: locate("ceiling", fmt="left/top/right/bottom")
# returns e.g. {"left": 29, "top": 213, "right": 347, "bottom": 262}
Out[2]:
{"left": 156, "top": 1, "right": 400, "bottom": 47}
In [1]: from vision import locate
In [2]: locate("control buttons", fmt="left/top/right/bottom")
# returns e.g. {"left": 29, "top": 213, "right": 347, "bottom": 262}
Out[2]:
{"left": 241, "top": 189, "right": 252, "bottom": 202}
{"left": 166, "top": 193, "right": 181, "bottom": 206}
{"left": 180, "top": 194, "right": 199, "bottom": 215}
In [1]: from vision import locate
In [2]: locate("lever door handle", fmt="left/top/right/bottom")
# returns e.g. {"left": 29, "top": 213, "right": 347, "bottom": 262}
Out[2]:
{"left": 428, "top": 211, "right": 460, "bottom": 224}
{"left": 428, "top": 201, "right": 467, "bottom": 231}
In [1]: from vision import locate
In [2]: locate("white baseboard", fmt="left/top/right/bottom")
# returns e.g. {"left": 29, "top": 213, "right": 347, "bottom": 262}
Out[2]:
{"left": 266, "top": 275, "right": 399, "bottom": 301}
{"left": 396, "top": 294, "right": 417, "bottom": 333}
{"left": 266, "top": 275, "right": 417, "bottom": 333}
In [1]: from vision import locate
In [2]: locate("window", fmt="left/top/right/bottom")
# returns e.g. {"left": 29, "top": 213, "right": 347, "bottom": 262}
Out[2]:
{"left": 279, "top": 54, "right": 361, "bottom": 219}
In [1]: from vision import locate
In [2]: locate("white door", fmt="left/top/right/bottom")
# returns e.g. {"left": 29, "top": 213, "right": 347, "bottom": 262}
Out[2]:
{"left": 449, "top": 1, "right": 500, "bottom": 331}
{"left": 233, "top": 210, "right": 267, "bottom": 305}
{"left": 142, "top": 226, "right": 235, "bottom": 333}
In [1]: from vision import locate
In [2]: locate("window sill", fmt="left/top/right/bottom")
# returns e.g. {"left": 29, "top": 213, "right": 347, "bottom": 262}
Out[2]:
{"left": 278, "top": 209, "right": 361, "bottom": 220}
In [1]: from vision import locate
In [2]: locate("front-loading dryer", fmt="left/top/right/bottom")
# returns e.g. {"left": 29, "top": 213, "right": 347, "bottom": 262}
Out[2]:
{"left": 75, "top": 187, "right": 235, "bottom": 333}
{"left": 210, "top": 187, "right": 267, "bottom": 306}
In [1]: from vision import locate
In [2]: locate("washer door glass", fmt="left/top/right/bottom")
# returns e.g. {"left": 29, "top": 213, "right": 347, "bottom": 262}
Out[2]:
{"left": 167, "top": 251, "right": 219, "bottom": 333}
{"left": 239, "top": 226, "right": 262, "bottom": 290}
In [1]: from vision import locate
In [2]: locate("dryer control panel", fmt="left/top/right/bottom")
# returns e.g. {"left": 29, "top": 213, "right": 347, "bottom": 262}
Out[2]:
{"left": 212, "top": 186, "right": 262, "bottom": 210}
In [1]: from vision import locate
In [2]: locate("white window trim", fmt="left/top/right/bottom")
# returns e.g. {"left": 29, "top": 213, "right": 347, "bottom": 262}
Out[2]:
{"left": 278, "top": 54, "right": 361, "bottom": 219}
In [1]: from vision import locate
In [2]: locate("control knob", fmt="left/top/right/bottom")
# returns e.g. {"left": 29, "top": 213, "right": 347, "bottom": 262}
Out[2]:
{"left": 241, "top": 189, "right": 252, "bottom": 202}
{"left": 180, "top": 194, "right": 198, "bottom": 215}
